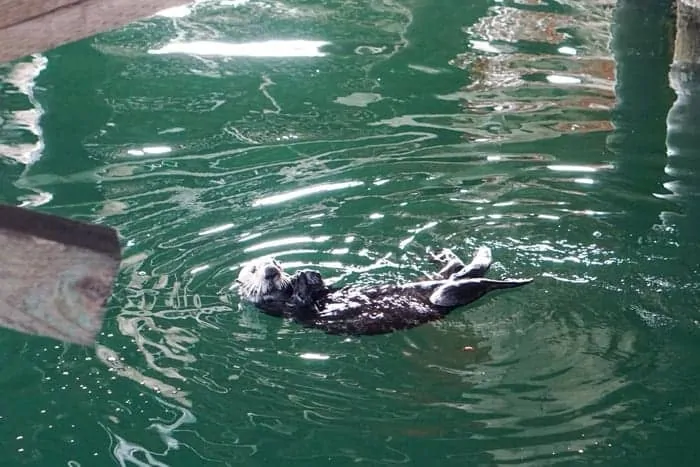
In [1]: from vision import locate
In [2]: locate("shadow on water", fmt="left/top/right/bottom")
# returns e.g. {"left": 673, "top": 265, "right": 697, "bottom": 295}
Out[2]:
{"left": 1, "top": 0, "right": 700, "bottom": 465}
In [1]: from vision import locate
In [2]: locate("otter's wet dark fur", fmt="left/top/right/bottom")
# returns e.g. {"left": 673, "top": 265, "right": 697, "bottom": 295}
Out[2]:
{"left": 236, "top": 246, "right": 532, "bottom": 335}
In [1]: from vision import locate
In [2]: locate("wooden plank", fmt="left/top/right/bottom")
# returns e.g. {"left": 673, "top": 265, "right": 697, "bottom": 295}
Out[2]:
{"left": 0, "top": 0, "right": 188, "bottom": 64}
{"left": 0, "top": 0, "right": 79, "bottom": 30}
{"left": 675, "top": 0, "right": 700, "bottom": 64}
{"left": 0, "top": 204, "right": 121, "bottom": 346}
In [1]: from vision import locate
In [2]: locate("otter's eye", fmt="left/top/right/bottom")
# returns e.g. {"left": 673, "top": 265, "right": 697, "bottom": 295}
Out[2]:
{"left": 250, "top": 266, "right": 257, "bottom": 273}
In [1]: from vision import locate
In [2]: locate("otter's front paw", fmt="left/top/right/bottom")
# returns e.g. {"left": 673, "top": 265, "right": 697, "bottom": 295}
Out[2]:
{"left": 428, "top": 247, "right": 460, "bottom": 265}
{"left": 297, "top": 269, "right": 324, "bottom": 286}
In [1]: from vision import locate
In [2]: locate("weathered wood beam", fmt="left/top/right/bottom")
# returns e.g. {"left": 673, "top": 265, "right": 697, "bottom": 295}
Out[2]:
{"left": 674, "top": 0, "right": 700, "bottom": 64}
{"left": 0, "top": 0, "right": 189, "bottom": 64}
{"left": 0, "top": 203, "right": 121, "bottom": 346}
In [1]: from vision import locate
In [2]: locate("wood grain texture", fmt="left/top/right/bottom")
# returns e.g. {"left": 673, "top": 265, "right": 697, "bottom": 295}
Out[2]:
{"left": 0, "top": 204, "right": 121, "bottom": 345}
{"left": 0, "top": 0, "right": 79, "bottom": 29}
{"left": 676, "top": 0, "right": 700, "bottom": 64}
{"left": 0, "top": 0, "right": 188, "bottom": 63}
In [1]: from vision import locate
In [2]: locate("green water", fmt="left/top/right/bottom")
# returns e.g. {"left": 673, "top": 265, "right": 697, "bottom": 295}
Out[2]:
{"left": 1, "top": 0, "right": 699, "bottom": 465}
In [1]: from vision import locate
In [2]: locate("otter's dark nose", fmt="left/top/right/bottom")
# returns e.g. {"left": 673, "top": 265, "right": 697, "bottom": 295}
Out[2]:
{"left": 263, "top": 265, "right": 279, "bottom": 279}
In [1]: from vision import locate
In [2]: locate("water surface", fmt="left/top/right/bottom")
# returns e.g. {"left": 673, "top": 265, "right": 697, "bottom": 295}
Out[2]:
{"left": 1, "top": 0, "right": 698, "bottom": 465}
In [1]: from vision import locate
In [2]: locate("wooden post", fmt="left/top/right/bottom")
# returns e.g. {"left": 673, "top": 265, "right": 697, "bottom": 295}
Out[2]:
{"left": 673, "top": 0, "right": 700, "bottom": 64}
{"left": 0, "top": 0, "right": 189, "bottom": 64}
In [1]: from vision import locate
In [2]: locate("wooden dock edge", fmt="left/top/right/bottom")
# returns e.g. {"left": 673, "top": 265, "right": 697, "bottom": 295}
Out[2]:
{"left": 0, "top": 0, "right": 188, "bottom": 64}
{"left": 674, "top": 0, "right": 700, "bottom": 64}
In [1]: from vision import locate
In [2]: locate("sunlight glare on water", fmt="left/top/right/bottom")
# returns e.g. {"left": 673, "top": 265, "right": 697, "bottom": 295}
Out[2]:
{"left": 149, "top": 40, "right": 331, "bottom": 57}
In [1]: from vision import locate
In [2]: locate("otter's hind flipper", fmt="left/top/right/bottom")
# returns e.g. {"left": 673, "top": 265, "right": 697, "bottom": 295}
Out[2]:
{"left": 428, "top": 277, "right": 533, "bottom": 308}
{"left": 429, "top": 246, "right": 494, "bottom": 280}
{"left": 450, "top": 246, "right": 493, "bottom": 280}
{"left": 428, "top": 247, "right": 465, "bottom": 278}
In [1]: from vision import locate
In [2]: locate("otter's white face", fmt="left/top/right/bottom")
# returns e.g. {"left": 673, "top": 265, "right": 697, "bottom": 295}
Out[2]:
{"left": 236, "top": 257, "right": 292, "bottom": 303}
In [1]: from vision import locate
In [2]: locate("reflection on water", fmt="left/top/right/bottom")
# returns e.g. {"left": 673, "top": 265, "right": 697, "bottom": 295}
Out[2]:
{"left": 0, "top": 54, "right": 46, "bottom": 166}
{"left": 450, "top": 1, "right": 616, "bottom": 146}
{"left": 0, "top": 0, "right": 698, "bottom": 465}
{"left": 0, "top": 54, "right": 54, "bottom": 207}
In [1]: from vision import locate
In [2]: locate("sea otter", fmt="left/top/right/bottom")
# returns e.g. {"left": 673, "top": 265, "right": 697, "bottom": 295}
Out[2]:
{"left": 235, "top": 246, "right": 532, "bottom": 335}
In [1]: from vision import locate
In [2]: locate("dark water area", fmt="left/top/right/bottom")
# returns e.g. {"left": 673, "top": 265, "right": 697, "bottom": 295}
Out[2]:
{"left": 1, "top": 0, "right": 699, "bottom": 465}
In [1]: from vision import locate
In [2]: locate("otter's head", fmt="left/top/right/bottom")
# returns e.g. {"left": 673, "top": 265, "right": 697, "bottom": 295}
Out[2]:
{"left": 236, "top": 257, "right": 292, "bottom": 303}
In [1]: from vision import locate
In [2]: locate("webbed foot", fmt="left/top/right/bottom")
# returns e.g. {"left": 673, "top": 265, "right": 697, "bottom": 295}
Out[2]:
{"left": 427, "top": 247, "right": 465, "bottom": 279}
{"left": 428, "top": 246, "right": 494, "bottom": 279}
{"left": 429, "top": 276, "right": 533, "bottom": 308}
{"left": 450, "top": 246, "right": 493, "bottom": 280}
